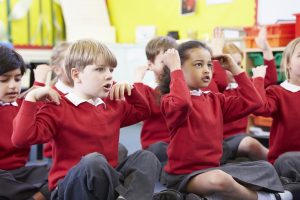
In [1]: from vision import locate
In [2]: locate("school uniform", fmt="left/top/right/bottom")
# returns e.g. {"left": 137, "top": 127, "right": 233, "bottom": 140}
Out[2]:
{"left": 253, "top": 79, "right": 300, "bottom": 181}
{"left": 12, "top": 88, "right": 160, "bottom": 200}
{"left": 221, "top": 59, "right": 278, "bottom": 162}
{"left": 160, "top": 70, "right": 283, "bottom": 193}
{"left": 134, "top": 83, "right": 169, "bottom": 163}
{"left": 43, "top": 81, "right": 129, "bottom": 164}
{"left": 0, "top": 100, "right": 49, "bottom": 200}
{"left": 43, "top": 80, "right": 73, "bottom": 159}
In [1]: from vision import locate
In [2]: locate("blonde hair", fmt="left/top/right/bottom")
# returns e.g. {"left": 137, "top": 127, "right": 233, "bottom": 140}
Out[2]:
{"left": 50, "top": 42, "right": 72, "bottom": 66}
{"left": 223, "top": 42, "right": 244, "bottom": 59}
{"left": 65, "top": 39, "right": 117, "bottom": 84}
{"left": 281, "top": 37, "right": 300, "bottom": 80}
{"left": 146, "top": 36, "right": 177, "bottom": 62}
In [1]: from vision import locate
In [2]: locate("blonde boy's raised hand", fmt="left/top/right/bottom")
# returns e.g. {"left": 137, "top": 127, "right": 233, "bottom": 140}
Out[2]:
{"left": 252, "top": 65, "right": 268, "bottom": 79}
{"left": 25, "top": 87, "right": 61, "bottom": 105}
{"left": 110, "top": 83, "right": 132, "bottom": 101}
{"left": 162, "top": 49, "right": 181, "bottom": 72}
{"left": 213, "top": 54, "right": 243, "bottom": 75}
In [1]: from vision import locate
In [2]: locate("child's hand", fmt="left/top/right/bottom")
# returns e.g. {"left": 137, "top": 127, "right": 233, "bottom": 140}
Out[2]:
{"left": 25, "top": 87, "right": 61, "bottom": 104}
{"left": 34, "top": 64, "right": 52, "bottom": 85}
{"left": 162, "top": 49, "right": 181, "bottom": 72}
{"left": 213, "top": 54, "right": 243, "bottom": 75}
{"left": 255, "top": 27, "right": 269, "bottom": 51}
{"left": 252, "top": 65, "right": 268, "bottom": 78}
{"left": 210, "top": 27, "right": 225, "bottom": 56}
{"left": 135, "top": 64, "right": 149, "bottom": 82}
{"left": 110, "top": 83, "right": 132, "bottom": 100}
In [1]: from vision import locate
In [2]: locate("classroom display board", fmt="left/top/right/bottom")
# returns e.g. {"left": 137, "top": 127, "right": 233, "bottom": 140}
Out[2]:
{"left": 0, "top": 0, "right": 65, "bottom": 46}
{"left": 108, "top": 0, "right": 256, "bottom": 43}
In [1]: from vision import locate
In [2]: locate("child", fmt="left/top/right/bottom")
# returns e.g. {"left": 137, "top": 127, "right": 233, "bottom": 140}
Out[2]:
{"left": 212, "top": 28, "right": 277, "bottom": 162}
{"left": 135, "top": 36, "right": 227, "bottom": 164}
{"left": 12, "top": 39, "right": 160, "bottom": 200}
{"left": 0, "top": 45, "right": 49, "bottom": 200}
{"left": 253, "top": 38, "right": 300, "bottom": 192}
{"left": 158, "top": 41, "right": 287, "bottom": 200}
{"left": 41, "top": 42, "right": 128, "bottom": 164}
{"left": 134, "top": 36, "right": 177, "bottom": 163}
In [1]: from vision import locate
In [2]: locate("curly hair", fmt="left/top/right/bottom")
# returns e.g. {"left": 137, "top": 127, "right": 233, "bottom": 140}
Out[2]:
{"left": 158, "top": 40, "right": 212, "bottom": 95}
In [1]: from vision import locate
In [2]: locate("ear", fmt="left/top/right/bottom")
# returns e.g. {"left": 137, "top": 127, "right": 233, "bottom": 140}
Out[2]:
{"left": 71, "top": 68, "right": 81, "bottom": 84}
{"left": 148, "top": 60, "right": 154, "bottom": 70}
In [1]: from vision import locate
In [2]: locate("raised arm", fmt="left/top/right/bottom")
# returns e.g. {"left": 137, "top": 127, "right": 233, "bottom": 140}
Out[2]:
{"left": 12, "top": 87, "right": 61, "bottom": 147}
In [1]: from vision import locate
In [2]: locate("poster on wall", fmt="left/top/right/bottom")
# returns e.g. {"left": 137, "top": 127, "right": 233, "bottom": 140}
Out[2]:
{"left": 181, "top": 0, "right": 196, "bottom": 15}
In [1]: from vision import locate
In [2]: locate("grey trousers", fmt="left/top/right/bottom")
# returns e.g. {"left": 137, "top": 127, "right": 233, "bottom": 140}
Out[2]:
{"left": 51, "top": 150, "right": 160, "bottom": 200}
{"left": 274, "top": 152, "right": 300, "bottom": 182}
{"left": 0, "top": 165, "right": 49, "bottom": 200}
{"left": 146, "top": 141, "right": 168, "bottom": 165}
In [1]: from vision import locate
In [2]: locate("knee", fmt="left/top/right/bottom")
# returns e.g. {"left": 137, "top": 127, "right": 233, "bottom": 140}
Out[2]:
{"left": 135, "top": 149, "right": 158, "bottom": 160}
{"left": 81, "top": 152, "right": 108, "bottom": 173}
{"left": 206, "top": 170, "right": 235, "bottom": 193}
{"left": 239, "top": 137, "right": 261, "bottom": 152}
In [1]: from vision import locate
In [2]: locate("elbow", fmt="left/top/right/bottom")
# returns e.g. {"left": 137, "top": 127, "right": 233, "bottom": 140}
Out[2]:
{"left": 11, "top": 134, "right": 27, "bottom": 148}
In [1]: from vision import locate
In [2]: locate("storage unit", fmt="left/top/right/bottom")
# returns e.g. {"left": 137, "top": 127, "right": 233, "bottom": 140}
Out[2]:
{"left": 295, "top": 13, "right": 300, "bottom": 37}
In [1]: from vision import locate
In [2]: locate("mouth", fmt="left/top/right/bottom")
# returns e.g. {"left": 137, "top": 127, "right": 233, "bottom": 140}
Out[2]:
{"left": 103, "top": 83, "right": 112, "bottom": 92}
{"left": 6, "top": 92, "right": 18, "bottom": 98}
{"left": 201, "top": 75, "right": 211, "bottom": 83}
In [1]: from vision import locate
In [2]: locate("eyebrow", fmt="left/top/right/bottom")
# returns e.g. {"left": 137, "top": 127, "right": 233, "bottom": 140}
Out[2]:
{"left": 1, "top": 73, "right": 22, "bottom": 77}
{"left": 193, "top": 59, "right": 212, "bottom": 63}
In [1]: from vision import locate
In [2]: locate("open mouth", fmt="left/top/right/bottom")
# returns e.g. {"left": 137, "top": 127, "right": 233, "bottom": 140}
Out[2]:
{"left": 103, "top": 83, "right": 112, "bottom": 91}
{"left": 201, "top": 75, "right": 211, "bottom": 82}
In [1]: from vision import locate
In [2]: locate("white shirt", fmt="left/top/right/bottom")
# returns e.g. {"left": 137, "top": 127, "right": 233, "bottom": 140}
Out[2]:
{"left": 0, "top": 101, "right": 18, "bottom": 106}
{"left": 55, "top": 80, "right": 73, "bottom": 94}
{"left": 280, "top": 80, "right": 300, "bottom": 93}
{"left": 65, "top": 92, "right": 105, "bottom": 107}
{"left": 225, "top": 82, "right": 239, "bottom": 90}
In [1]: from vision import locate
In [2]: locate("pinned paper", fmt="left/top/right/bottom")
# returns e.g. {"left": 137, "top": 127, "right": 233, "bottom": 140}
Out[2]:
{"left": 9, "top": 0, "right": 32, "bottom": 20}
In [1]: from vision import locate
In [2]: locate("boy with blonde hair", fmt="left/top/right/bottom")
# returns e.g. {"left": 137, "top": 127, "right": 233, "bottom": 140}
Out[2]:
{"left": 12, "top": 39, "right": 160, "bottom": 200}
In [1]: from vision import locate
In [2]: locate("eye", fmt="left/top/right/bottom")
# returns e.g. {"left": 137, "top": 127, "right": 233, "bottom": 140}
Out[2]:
{"left": 194, "top": 63, "right": 202, "bottom": 68}
{"left": 207, "top": 63, "right": 213, "bottom": 69}
{"left": 0, "top": 79, "right": 8, "bottom": 83}
{"left": 109, "top": 68, "right": 114, "bottom": 73}
{"left": 96, "top": 67, "right": 105, "bottom": 72}
{"left": 15, "top": 78, "right": 22, "bottom": 82}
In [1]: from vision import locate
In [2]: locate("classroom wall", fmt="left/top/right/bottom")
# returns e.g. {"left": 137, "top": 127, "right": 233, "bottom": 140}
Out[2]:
{"left": 107, "top": 0, "right": 256, "bottom": 43}
{"left": 0, "top": 0, "right": 65, "bottom": 46}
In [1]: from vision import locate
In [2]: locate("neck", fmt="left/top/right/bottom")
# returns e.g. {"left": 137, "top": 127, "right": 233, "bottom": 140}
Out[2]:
{"left": 289, "top": 75, "right": 300, "bottom": 86}
{"left": 72, "top": 88, "right": 91, "bottom": 100}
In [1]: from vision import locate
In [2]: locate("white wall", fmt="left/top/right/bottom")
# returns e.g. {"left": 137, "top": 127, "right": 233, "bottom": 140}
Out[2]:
{"left": 257, "top": 0, "right": 300, "bottom": 24}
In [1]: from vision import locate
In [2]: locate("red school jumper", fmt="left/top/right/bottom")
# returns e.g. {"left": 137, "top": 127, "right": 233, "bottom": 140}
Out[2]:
{"left": 223, "top": 59, "right": 278, "bottom": 139}
{"left": 161, "top": 70, "right": 262, "bottom": 174}
{"left": 0, "top": 99, "right": 30, "bottom": 170}
{"left": 12, "top": 87, "right": 150, "bottom": 190}
{"left": 253, "top": 79, "right": 300, "bottom": 164}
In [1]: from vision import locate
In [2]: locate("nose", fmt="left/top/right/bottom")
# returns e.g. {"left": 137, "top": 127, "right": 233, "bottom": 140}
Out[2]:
{"left": 105, "top": 70, "right": 113, "bottom": 80}
{"left": 8, "top": 79, "right": 17, "bottom": 89}
{"left": 203, "top": 65, "right": 210, "bottom": 73}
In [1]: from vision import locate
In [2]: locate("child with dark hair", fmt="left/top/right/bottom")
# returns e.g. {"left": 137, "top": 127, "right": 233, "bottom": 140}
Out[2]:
{"left": 157, "top": 41, "right": 290, "bottom": 200}
{"left": 0, "top": 45, "right": 49, "bottom": 200}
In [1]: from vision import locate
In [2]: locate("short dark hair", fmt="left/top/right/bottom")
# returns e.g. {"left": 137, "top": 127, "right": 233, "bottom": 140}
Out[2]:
{"left": 0, "top": 46, "right": 26, "bottom": 76}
